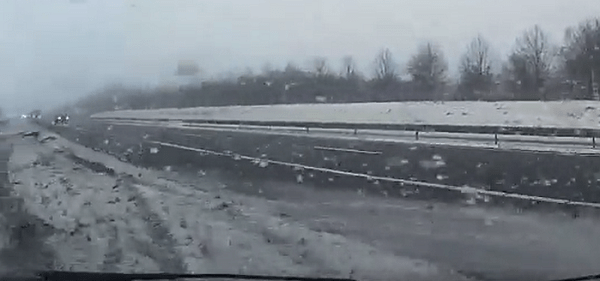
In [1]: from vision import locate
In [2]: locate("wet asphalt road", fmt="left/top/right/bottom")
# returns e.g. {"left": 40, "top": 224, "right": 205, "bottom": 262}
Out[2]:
{"left": 170, "top": 168, "right": 600, "bottom": 281}
{"left": 6, "top": 119, "right": 600, "bottom": 281}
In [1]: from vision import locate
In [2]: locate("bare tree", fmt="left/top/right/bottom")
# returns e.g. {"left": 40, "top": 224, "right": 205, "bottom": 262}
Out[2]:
{"left": 458, "top": 35, "right": 494, "bottom": 99}
{"left": 561, "top": 18, "right": 600, "bottom": 99}
{"left": 237, "top": 67, "right": 255, "bottom": 85}
{"left": 341, "top": 55, "right": 356, "bottom": 79}
{"left": 510, "top": 25, "right": 556, "bottom": 100}
{"left": 313, "top": 57, "right": 329, "bottom": 77}
{"left": 407, "top": 42, "right": 448, "bottom": 98}
{"left": 374, "top": 48, "right": 397, "bottom": 82}
{"left": 261, "top": 62, "right": 274, "bottom": 77}
{"left": 284, "top": 61, "right": 300, "bottom": 73}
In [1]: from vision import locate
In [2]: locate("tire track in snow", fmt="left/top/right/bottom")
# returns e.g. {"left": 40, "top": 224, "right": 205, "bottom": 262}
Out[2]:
{"left": 0, "top": 141, "right": 58, "bottom": 273}
{"left": 30, "top": 127, "right": 473, "bottom": 280}
{"left": 131, "top": 175, "right": 470, "bottom": 281}
{"left": 123, "top": 188, "right": 188, "bottom": 273}
{"left": 6, "top": 141, "right": 179, "bottom": 273}
{"left": 100, "top": 224, "right": 123, "bottom": 272}
{"left": 63, "top": 153, "right": 187, "bottom": 273}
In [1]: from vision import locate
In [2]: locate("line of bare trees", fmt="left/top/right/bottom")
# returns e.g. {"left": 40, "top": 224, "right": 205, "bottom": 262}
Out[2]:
{"left": 67, "top": 18, "right": 600, "bottom": 115}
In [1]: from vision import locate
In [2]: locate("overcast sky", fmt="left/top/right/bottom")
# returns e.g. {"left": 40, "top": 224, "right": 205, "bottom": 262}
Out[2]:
{"left": 1, "top": 0, "right": 599, "bottom": 115}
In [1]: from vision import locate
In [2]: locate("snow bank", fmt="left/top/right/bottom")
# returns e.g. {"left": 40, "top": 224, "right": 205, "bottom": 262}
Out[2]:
{"left": 92, "top": 101, "right": 600, "bottom": 129}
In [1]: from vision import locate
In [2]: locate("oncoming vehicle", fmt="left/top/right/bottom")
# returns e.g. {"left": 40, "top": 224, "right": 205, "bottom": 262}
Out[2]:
{"left": 52, "top": 114, "right": 69, "bottom": 126}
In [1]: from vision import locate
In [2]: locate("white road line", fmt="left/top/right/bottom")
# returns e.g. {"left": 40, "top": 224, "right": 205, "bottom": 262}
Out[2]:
{"left": 149, "top": 140, "right": 600, "bottom": 209}
{"left": 313, "top": 146, "right": 382, "bottom": 155}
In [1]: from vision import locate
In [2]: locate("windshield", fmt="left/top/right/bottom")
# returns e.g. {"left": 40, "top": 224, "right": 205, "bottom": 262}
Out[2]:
{"left": 2, "top": 1, "right": 600, "bottom": 281}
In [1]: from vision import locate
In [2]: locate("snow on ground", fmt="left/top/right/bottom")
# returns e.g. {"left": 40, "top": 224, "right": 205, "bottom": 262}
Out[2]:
{"left": 5, "top": 123, "right": 600, "bottom": 280}
{"left": 92, "top": 101, "right": 600, "bottom": 129}
{"left": 156, "top": 168, "right": 600, "bottom": 281}
{"left": 8, "top": 141, "right": 166, "bottom": 273}
{"left": 2, "top": 130, "right": 469, "bottom": 281}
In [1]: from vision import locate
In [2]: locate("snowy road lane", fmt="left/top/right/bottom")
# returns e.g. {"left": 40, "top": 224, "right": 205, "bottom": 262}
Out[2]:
{"left": 38, "top": 117, "right": 600, "bottom": 281}
{"left": 167, "top": 169, "right": 600, "bottom": 281}
{"left": 0, "top": 123, "right": 469, "bottom": 281}
{"left": 0, "top": 140, "right": 56, "bottom": 275}
{"left": 2, "top": 138, "right": 169, "bottom": 274}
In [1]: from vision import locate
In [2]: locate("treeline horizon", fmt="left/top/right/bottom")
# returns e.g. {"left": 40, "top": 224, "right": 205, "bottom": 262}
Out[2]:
{"left": 51, "top": 17, "right": 600, "bottom": 116}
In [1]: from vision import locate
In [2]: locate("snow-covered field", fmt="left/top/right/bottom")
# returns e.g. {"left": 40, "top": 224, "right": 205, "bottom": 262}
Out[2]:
{"left": 92, "top": 101, "right": 600, "bottom": 129}
{"left": 0, "top": 130, "right": 468, "bottom": 281}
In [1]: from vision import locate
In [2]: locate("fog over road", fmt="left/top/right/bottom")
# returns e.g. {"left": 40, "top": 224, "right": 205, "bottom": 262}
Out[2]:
{"left": 1, "top": 119, "right": 600, "bottom": 281}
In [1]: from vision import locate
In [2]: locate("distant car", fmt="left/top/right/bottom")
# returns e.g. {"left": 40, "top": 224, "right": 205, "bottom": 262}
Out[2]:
{"left": 52, "top": 114, "right": 69, "bottom": 126}
{"left": 28, "top": 109, "right": 42, "bottom": 119}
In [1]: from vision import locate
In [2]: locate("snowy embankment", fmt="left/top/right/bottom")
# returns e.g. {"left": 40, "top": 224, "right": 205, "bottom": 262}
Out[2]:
{"left": 92, "top": 101, "right": 600, "bottom": 130}
{"left": 2, "top": 132, "right": 468, "bottom": 281}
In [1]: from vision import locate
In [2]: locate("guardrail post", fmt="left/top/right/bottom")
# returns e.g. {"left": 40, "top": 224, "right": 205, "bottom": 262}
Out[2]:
{"left": 593, "top": 136, "right": 596, "bottom": 148}
{"left": 306, "top": 127, "right": 309, "bottom": 133}
{"left": 354, "top": 128, "right": 358, "bottom": 135}
{"left": 415, "top": 131, "right": 419, "bottom": 140}
{"left": 494, "top": 133, "right": 498, "bottom": 145}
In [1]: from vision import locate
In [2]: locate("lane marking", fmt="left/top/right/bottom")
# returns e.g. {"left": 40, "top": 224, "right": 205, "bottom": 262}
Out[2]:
{"left": 148, "top": 140, "right": 600, "bottom": 209}
{"left": 313, "top": 146, "right": 382, "bottom": 155}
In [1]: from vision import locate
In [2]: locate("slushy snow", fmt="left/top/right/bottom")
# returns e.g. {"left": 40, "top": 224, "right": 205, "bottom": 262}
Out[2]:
{"left": 2, "top": 131, "right": 468, "bottom": 281}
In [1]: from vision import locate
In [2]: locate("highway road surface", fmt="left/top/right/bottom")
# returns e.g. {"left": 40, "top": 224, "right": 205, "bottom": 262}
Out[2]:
{"left": 1, "top": 119, "right": 600, "bottom": 281}
{"left": 104, "top": 119, "right": 600, "bottom": 155}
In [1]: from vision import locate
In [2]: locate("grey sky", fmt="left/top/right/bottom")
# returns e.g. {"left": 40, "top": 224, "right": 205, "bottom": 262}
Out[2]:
{"left": 1, "top": 0, "right": 599, "bottom": 115}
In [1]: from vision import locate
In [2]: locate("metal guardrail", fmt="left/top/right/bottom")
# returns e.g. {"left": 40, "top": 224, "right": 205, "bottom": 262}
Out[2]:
{"left": 92, "top": 116, "right": 600, "bottom": 148}
{"left": 91, "top": 116, "right": 600, "bottom": 136}
{"left": 65, "top": 117, "right": 600, "bottom": 208}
